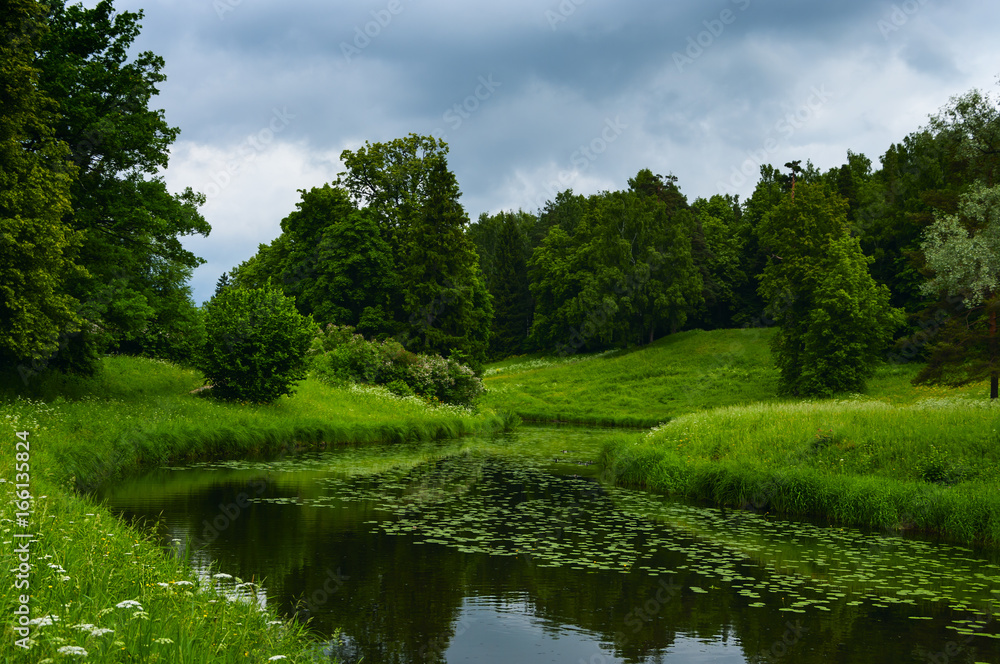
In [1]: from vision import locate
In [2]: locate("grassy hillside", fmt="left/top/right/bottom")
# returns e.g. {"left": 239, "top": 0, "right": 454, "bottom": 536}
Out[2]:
{"left": 481, "top": 327, "right": 988, "bottom": 427}
{"left": 484, "top": 328, "right": 1000, "bottom": 547}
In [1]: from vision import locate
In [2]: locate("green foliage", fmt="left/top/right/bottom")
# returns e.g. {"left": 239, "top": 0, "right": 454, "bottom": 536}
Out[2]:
{"left": 0, "top": 354, "right": 508, "bottom": 663}
{"left": 336, "top": 132, "right": 449, "bottom": 244}
{"left": 396, "top": 156, "right": 493, "bottom": 366}
{"left": 757, "top": 183, "right": 904, "bottom": 396}
{"left": 309, "top": 324, "right": 485, "bottom": 407}
{"left": 688, "top": 194, "right": 748, "bottom": 329}
{"left": 528, "top": 173, "right": 703, "bottom": 353}
{"left": 469, "top": 209, "right": 536, "bottom": 358}
{"left": 482, "top": 328, "right": 780, "bottom": 427}
{"left": 234, "top": 137, "right": 493, "bottom": 365}
{"left": 199, "top": 285, "right": 316, "bottom": 403}
{"left": 278, "top": 184, "right": 397, "bottom": 333}
{"left": 916, "top": 182, "right": 1000, "bottom": 394}
{"left": 34, "top": 0, "right": 210, "bottom": 370}
{"left": 602, "top": 396, "right": 1000, "bottom": 546}
{"left": 0, "top": 0, "right": 83, "bottom": 368}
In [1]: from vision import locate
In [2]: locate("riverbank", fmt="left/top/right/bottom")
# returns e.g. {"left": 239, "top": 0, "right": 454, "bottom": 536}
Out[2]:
{"left": 484, "top": 328, "right": 1000, "bottom": 548}
{"left": 1, "top": 355, "right": 512, "bottom": 663}
{"left": 601, "top": 398, "right": 1000, "bottom": 548}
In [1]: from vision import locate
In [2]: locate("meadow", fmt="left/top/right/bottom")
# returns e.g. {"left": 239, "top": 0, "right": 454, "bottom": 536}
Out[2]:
{"left": 4, "top": 326, "right": 999, "bottom": 661}
{"left": 0, "top": 356, "right": 512, "bottom": 663}
{"left": 483, "top": 327, "right": 1000, "bottom": 548}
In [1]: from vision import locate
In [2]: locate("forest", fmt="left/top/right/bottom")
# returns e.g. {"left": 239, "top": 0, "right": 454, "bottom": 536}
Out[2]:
{"left": 4, "top": 0, "right": 1000, "bottom": 401}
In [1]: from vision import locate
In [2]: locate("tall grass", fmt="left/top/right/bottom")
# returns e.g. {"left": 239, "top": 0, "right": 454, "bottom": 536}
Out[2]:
{"left": 602, "top": 397, "right": 1000, "bottom": 547}
{"left": 0, "top": 355, "right": 512, "bottom": 662}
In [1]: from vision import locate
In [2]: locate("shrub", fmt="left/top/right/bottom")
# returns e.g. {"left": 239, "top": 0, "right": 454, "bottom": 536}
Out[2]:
{"left": 308, "top": 324, "right": 484, "bottom": 406}
{"left": 199, "top": 285, "right": 317, "bottom": 403}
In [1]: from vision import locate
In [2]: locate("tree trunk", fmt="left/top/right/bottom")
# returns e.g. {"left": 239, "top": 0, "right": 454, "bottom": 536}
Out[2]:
{"left": 649, "top": 325, "right": 654, "bottom": 345}
{"left": 992, "top": 308, "right": 998, "bottom": 400}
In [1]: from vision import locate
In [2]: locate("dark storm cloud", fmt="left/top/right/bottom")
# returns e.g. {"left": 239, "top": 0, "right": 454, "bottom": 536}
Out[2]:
{"left": 108, "top": 0, "right": 1000, "bottom": 303}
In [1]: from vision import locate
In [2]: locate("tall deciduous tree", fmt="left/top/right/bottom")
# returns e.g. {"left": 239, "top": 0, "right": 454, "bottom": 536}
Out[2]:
{"left": 529, "top": 172, "right": 702, "bottom": 352}
{"left": 36, "top": 0, "right": 210, "bottom": 369}
{"left": 336, "top": 133, "right": 448, "bottom": 246}
{"left": 757, "top": 183, "right": 903, "bottom": 396}
{"left": 917, "top": 182, "right": 1000, "bottom": 398}
{"left": 0, "top": 0, "right": 83, "bottom": 371}
{"left": 337, "top": 136, "right": 493, "bottom": 366}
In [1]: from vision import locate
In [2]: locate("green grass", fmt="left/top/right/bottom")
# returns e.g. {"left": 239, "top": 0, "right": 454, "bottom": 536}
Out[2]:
{"left": 601, "top": 398, "right": 1000, "bottom": 547}
{"left": 482, "top": 328, "right": 781, "bottom": 427}
{"left": 1, "top": 355, "right": 512, "bottom": 663}
{"left": 484, "top": 328, "right": 1000, "bottom": 548}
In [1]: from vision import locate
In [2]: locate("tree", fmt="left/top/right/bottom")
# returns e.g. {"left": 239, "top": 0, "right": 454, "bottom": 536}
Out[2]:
{"left": 275, "top": 185, "right": 397, "bottom": 335}
{"left": 528, "top": 173, "right": 703, "bottom": 352}
{"left": 757, "top": 183, "right": 903, "bottom": 396}
{"left": 336, "top": 133, "right": 449, "bottom": 246}
{"left": 337, "top": 136, "right": 493, "bottom": 366}
{"left": 35, "top": 0, "right": 210, "bottom": 370}
{"left": 917, "top": 182, "right": 1000, "bottom": 398}
{"left": 688, "top": 194, "right": 747, "bottom": 329}
{"left": 199, "top": 285, "right": 316, "bottom": 404}
{"left": 928, "top": 85, "right": 1000, "bottom": 187}
{"left": 397, "top": 156, "right": 493, "bottom": 367}
{"left": 0, "top": 0, "right": 83, "bottom": 372}
{"left": 597, "top": 181, "right": 703, "bottom": 343}
{"left": 469, "top": 210, "right": 536, "bottom": 358}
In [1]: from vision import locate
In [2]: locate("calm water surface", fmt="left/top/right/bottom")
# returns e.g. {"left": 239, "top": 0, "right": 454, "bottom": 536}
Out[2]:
{"left": 98, "top": 426, "right": 1000, "bottom": 663}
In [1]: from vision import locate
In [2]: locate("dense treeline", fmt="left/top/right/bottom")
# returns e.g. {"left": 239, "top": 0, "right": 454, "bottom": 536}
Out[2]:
{"left": 4, "top": 0, "right": 1000, "bottom": 398}
{"left": 227, "top": 135, "right": 493, "bottom": 370}
{"left": 468, "top": 88, "right": 1000, "bottom": 396}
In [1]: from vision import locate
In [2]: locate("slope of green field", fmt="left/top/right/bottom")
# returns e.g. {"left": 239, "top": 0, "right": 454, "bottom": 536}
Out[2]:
{"left": 482, "top": 327, "right": 987, "bottom": 427}
{"left": 485, "top": 328, "right": 1000, "bottom": 547}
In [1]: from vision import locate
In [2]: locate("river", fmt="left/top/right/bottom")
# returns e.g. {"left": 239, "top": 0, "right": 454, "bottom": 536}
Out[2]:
{"left": 97, "top": 425, "right": 1000, "bottom": 663}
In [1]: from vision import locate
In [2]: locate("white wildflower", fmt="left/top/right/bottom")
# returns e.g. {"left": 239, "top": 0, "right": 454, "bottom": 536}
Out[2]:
{"left": 56, "top": 645, "right": 88, "bottom": 657}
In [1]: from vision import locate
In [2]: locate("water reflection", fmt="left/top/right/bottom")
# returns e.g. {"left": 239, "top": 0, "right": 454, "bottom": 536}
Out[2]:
{"left": 98, "top": 427, "right": 1000, "bottom": 664}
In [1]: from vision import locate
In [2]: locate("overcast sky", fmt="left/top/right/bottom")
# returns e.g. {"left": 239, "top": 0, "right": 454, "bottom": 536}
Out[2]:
{"left": 109, "top": 0, "right": 1000, "bottom": 305}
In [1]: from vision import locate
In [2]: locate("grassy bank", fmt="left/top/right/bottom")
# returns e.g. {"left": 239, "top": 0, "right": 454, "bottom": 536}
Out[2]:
{"left": 601, "top": 398, "right": 1000, "bottom": 548}
{"left": 484, "top": 327, "right": 1000, "bottom": 548}
{"left": 1, "top": 355, "right": 511, "bottom": 662}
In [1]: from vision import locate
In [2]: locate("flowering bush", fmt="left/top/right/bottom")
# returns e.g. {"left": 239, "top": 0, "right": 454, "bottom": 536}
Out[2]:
{"left": 309, "top": 324, "right": 483, "bottom": 406}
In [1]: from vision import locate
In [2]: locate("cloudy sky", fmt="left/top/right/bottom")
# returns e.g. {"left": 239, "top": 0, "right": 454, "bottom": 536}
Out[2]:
{"left": 109, "top": 0, "right": 1000, "bottom": 305}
